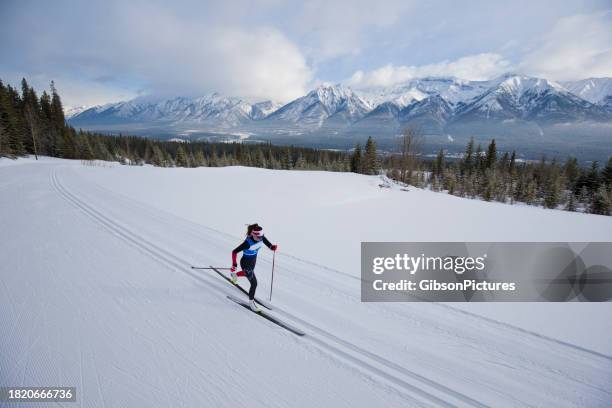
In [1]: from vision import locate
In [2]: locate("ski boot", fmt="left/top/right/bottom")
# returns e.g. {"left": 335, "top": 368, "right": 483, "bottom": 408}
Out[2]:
{"left": 249, "top": 300, "right": 261, "bottom": 313}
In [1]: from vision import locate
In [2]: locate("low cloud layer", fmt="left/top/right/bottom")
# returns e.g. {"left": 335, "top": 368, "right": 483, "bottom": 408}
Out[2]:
{"left": 346, "top": 54, "right": 513, "bottom": 88}
{"left": 519, "top": 11, "right": 612, "bottom": 81}
{"left": 1, "top": 0, "right": 312, "bottom": 104}
{"left": 1, "top": 0, "right": 610, "bottom": 107}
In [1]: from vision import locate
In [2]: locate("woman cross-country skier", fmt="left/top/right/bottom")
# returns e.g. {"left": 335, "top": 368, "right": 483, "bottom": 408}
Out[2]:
{"left": 231, "top": 223, "right": 278, "bottom": 312}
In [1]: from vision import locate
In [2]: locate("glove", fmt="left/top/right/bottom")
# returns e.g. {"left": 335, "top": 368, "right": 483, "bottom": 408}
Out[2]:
{"left": 271, "top": 244, "right": 278, "bottom": 251}
{"left": 231, "top": 264, "right": 237, "bottom": 272}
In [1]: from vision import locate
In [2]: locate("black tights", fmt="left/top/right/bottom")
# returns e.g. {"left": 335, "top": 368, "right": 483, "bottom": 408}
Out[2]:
{"left": 247, "top": 273, "right": 257, "bottom": 300}
{"left": 240, "top": 257, "right": 258, "bottom": 300}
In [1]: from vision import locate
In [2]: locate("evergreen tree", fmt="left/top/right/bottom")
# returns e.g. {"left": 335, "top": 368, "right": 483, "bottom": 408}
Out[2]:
{"left": 175, "top": 145, "right": 189, "bottom": 167}
{"left": 475, "top": 144, "right": 484, "bottom": 173}
{"left": 524, "top": 179, "right": 537, "bottom": 205}
{"left": 39, "top": 90, "right": 55, "bottom": 155}
{"left": 443, "top": 171, "right": 457, "bottom": 195}
{"left": 482, "top": 169, "right": 494, "bottom": 201}
{"left": 351, "top": 144, "right": 362, "bottom": 173}
{"left": 50, "top": 81, "right": 65, "bottom": 131}
{"left": 342, "top": 154, "right": 351, "bottom": 172}
{"left": 0, "top": 80, "right": 19, "bottom": 156}
{"left": 320, "top": 150, "right": 330, "bottom": 170}
{"left": 193, "top": 150, "right": 206, "bottom": 167}
{"left": 21, "top": 78, "right": 40, "bottom": 158}
{"left": 151, "top": 145, "right": 165, "bottom": 166}
{"left": 578, "top": 185, "right": 590, "bottom": 205}
{"left": 563, "top": 157, "right": 579, "bottom": 188}
{"left": 543, "top": 160, "right": 562, "bottom": 209}
{"left": 80, "top": 137, "right": 95, "bottom": 160}
{"left": 64, "top": 128, "right": 79, "bottom": 159}
{"left": 5, "top": 85, "right": 26, "bottom": 155}
{"left": 164, "top": 150, "right": 174, "bottom": 167}
{"left": 602, "top": 157, "right": 612, "bottom": 187}
{"left": 463, "top": 137, "right": 474, "bottom": 174}
{"left": 499, "top": 151, "right": 509, "bottom": 172}
{"left": 591, "top": 185, "right": 611, "bottom": 215}
{"left": 586, "top": 161, "right": 600, "bottom": 194}
{"left": 434, "top": 148, "right": 445, "bottom": 179}
{"left": 485, "top": 139, "right": 497, "bottom": 169}
{"left": 544, "top": 177, "right": 561, "bottom": 208}
{"left": 281, "top": 146, "right": 293, "bottom": 169}
{"left": 295, "top": 153, "right": 307, "bottom": 169}
{"left": 363, "top": 137, "right": 379, "bottom": 175}
{"left": 565, "top": 192, "right": 576, "bottom": 212}
{"left": 0, "top": 117, "right": 5, "bottom": 156}
{"left": 253, "top": 146, "right": 266, "bottom": 168}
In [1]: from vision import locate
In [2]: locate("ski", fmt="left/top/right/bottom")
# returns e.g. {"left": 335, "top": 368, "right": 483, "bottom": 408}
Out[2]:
{"left": 226, "top": 295, "right": 305, "bottom": 337}
{"left": 191, "top": 266, "right": 273, "bottom": 310}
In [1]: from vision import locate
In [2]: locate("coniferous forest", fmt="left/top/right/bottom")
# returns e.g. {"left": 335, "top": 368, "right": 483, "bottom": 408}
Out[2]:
{"left": 1, "top": 78, "right": 610, "bottom": 215}
{"left": 383, "top": 133, "right": 612, "bottom": 216}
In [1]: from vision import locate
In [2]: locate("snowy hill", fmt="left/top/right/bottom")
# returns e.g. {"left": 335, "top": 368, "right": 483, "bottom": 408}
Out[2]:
{"left": 1, "top": 157, "right": 612, "bottom": 407}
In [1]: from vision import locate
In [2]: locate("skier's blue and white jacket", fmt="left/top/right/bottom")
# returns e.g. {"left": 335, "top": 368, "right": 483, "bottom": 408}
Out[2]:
{"left": 232, "top": 236, "right": 273, "bottom": 260}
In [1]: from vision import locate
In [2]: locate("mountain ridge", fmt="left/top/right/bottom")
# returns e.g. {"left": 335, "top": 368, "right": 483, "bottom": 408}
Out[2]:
{"left": 68, "top": 74, "right": 612, "bottom": 142}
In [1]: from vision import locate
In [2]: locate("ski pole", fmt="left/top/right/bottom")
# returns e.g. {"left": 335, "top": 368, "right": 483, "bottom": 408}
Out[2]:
{"left": 269, "top": 251, "right": 276, "bottom": 302}
{"left": 191, "top": 266, "right": 232, "bottom": 270}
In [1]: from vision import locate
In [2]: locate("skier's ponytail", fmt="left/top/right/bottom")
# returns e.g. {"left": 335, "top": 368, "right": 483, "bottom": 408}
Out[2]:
{"left": 246, "top": 223, "right": 262, "bottom": 236}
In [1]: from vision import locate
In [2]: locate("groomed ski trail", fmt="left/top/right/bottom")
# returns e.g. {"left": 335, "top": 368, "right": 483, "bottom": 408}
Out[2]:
{"left": 65, "top": 167, "right": 612, "bottom": 363}
{"left": 46, "top": 163, "right": 612, "bottom": 407}
{"left": 50, "top": 167, "right": 488, "bottom": 408}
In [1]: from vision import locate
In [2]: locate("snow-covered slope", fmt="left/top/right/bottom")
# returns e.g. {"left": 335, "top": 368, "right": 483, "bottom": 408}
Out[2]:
{"left": 562, "top": 78, "right": 612, "bottom": 105}
{"left": 70, "top": 94, "right": 274, "bottom": 127}
{"left": 63, "top": 105, "right": 91, "bottom": 119}
{"left": 398, "top": 95, "right": 453, "bottom": 128}
{"left": 1, "top": 157, "right": 611, "bottom": 407}
{"left": 358, "top": 77, "right": 493, "bottom": 107}
{"left": 251, "top": 100, "right": 283, "bottom": 120}
{"left": 453, "top": 75, "right": 604, "bottom": 122}
{"left": 266, "top": 84, "right": 372, "bottom": 127}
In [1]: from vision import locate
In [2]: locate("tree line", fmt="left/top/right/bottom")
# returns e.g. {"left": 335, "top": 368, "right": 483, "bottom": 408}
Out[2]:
{"left": 0, "top": 78, "right": 353, "bottom": 171}
{"left": 384, "top": 129, "right": 612, "bottom": 216}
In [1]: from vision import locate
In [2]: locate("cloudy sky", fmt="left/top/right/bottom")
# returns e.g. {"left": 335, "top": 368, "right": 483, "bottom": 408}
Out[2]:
{"left": 1, "top": 0, "right": 611, "bottom": 107}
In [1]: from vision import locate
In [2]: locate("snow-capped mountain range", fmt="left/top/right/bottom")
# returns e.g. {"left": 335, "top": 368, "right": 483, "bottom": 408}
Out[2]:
{"left": 68, "top": 74, "right": 612, "bottom": 139}
{"left": 68, "top": 94, "right": 283, "bottom": 128}
{"left": 266, "top": 84, "right": 372, "bottom": 126}
{"left": 64, "top": 105, "right": 90, "bottom": 119}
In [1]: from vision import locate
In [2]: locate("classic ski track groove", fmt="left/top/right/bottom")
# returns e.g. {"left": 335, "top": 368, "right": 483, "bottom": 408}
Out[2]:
{"left": 226, "top": 295, "right": 305, "bottom": 336}
{"left": 203, "top": 266, "right": 273, "bottom": 310}
{"left": 50, "top": 166, "right": 488, "bottom": 408}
